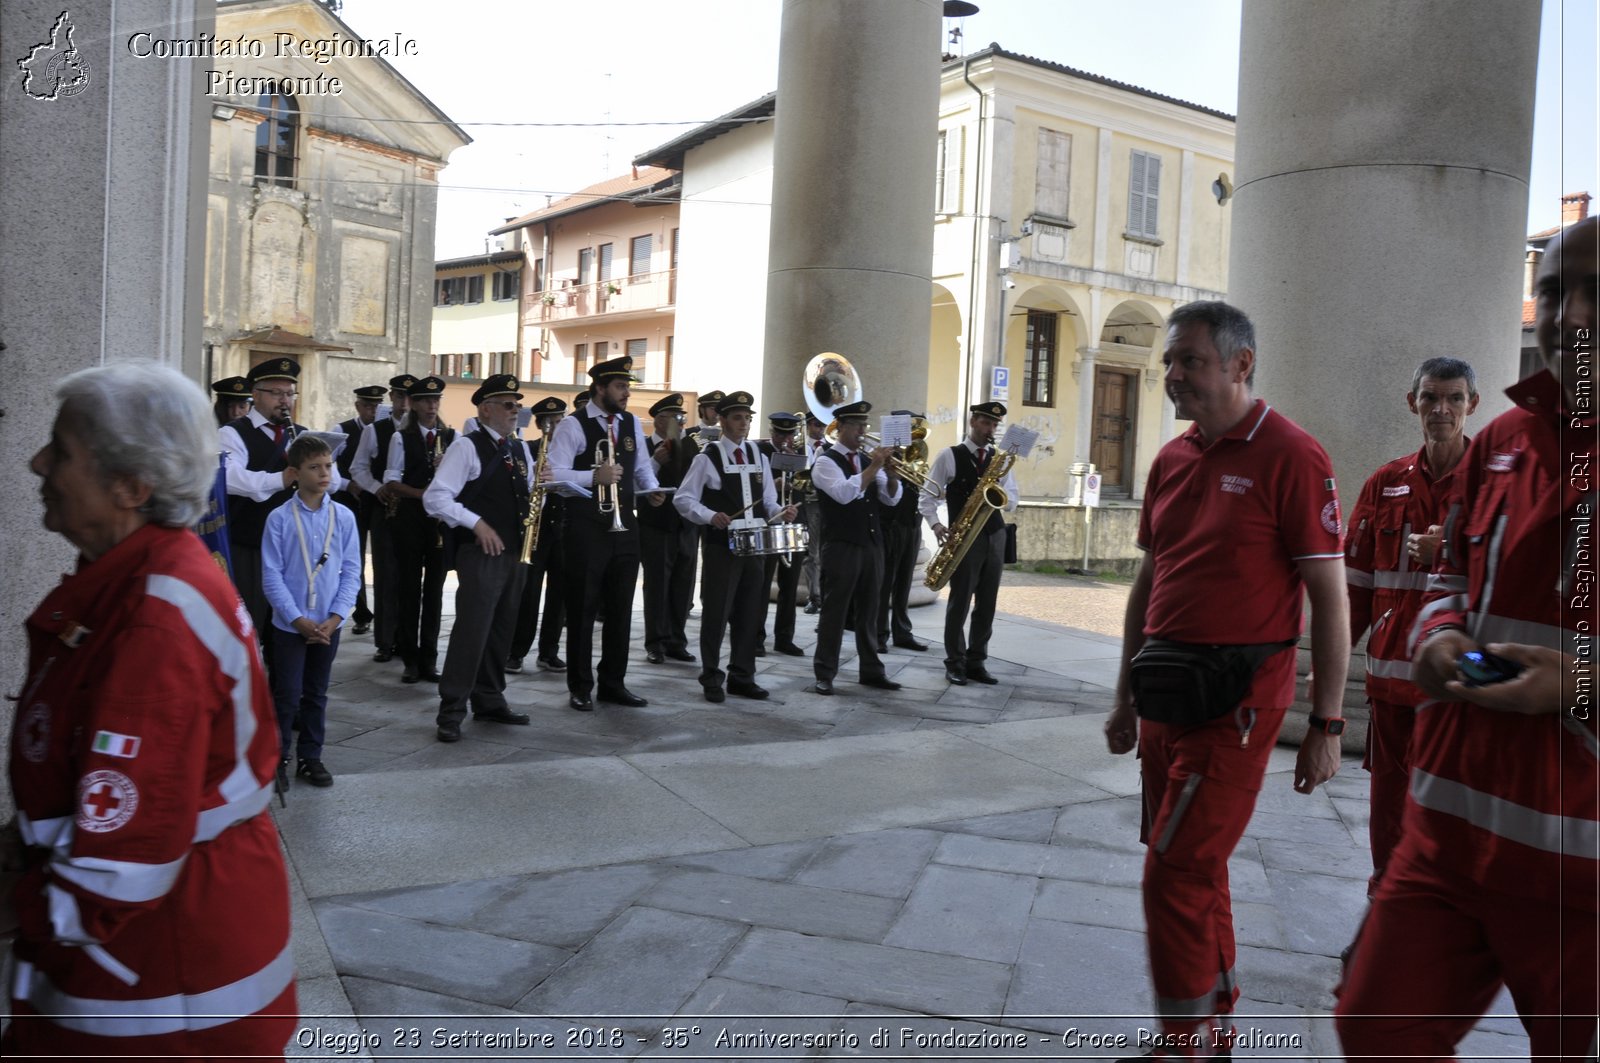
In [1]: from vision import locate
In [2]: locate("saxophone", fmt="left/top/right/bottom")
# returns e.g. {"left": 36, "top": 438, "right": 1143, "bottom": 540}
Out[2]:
{"left": 923, "top": 449, "right": 1014, "bottom": 592}
{"left": 519, "top": 430, "right": 548, "bottom": 565}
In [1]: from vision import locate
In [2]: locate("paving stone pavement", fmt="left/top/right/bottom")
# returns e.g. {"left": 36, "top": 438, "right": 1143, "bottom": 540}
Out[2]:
{"left": 277, "top": 575, "right": 1529, "bottom": 1062}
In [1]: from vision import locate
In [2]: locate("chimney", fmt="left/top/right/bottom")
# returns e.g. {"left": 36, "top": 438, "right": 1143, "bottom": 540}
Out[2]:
{"left": 1563, "top": 192, "right": 1592, "bottom": 225}
{"left": 1525, "top": 249, "right": 1541, "bottom": 298}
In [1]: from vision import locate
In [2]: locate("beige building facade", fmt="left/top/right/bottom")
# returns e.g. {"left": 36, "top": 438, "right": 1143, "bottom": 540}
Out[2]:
{"left": 203, "top": 0, "right": 468, "bottom": 432}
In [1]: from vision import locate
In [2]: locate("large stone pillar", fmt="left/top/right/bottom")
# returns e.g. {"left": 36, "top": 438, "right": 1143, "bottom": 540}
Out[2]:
{"left": 760, "top": 0, "right": 941, "bottom": 419}
{"left": 0, "top": 1, "right": 214, "bottom": 797}
{"left": 1230, "top": 0, "right": 1540, "bottom": 498}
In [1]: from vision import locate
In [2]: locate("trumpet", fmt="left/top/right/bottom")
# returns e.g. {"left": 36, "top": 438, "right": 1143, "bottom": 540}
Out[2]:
{"left": 822, "top": 421, "right": 943, "bottom": 500}
{"left": 594, "top": 436, "right": 627, "bottom": 533}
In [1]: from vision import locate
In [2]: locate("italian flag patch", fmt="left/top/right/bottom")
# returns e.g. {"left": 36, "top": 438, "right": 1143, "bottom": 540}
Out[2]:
{"left": 92, "top": 731, "right": 141, "bottom": 759}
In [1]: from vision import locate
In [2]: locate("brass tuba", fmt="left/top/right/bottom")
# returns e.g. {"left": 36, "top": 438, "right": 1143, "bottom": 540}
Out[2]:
{"left": 923, "top": 447, "right": 1014, "bottom": 592}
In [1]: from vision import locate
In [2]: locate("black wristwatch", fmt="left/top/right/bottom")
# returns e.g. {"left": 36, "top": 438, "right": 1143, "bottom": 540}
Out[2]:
{"left": 1307, "top": 716, "right": 1346, "bottom": 736}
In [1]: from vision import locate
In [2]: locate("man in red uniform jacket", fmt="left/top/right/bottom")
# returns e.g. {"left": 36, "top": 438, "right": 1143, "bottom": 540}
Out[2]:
{"left": 1345, "top": 357, "right": 1479, "bottom": 894}
{"left": 1337, "top": 215, "right": 1598, "bottom": 1060}
{"left": 1104, "top": 301, "right": 1349, "bottom": 1060}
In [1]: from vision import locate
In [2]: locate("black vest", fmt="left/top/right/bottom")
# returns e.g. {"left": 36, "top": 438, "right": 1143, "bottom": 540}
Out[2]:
{"left": 637, "top": 435, "right": 684, "bottom": 531}
{"left": 529, "top": 437, "right": 566, "bottom": 534}
{"left": 335, "top": 417, "right": 365, "bottom": 480}
{"left": 225, "top": 416, "right": 305, "bottom": 547}
{"left": 946, "top": 445, "right": 1005, "bottom": 537}
{"left": 571, "top": 407, "right": 639, "bottom": 531}
{"left": 399, "top": 423, "right": 457, "bottom": 490}
{"left": 370, "top": 418, "right": 400, "bottom": 483}
{"left": 816, "top": 448, "right": 881, "bottom": 546}
{"left": 456, "top": 429, "right": 530, "bottom": 546}
{"left": 701, "top": 442, "right": 766, "bottom": 547}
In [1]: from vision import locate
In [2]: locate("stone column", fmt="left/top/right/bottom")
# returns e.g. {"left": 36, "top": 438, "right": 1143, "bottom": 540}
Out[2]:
{"left": 1230, "top": 0, "right": 1540, "bottom": 498}
{"left": 0, "top": 0, "right": 214, "bottom": 796}
{"left": 760, "top": 0, "right": 941, "bottom": 419}
{"left": 1073, "top": 346, "right": 1099, "bottom": 461}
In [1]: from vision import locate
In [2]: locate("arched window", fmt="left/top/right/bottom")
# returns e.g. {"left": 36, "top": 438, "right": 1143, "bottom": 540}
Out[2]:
{"left": 254, "top": 89, "right": 298, "bottom": 188}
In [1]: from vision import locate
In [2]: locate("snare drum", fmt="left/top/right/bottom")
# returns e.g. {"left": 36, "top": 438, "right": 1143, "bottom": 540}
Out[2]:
{"left": 727, "top": 522, "right": 811, "bottom": 557}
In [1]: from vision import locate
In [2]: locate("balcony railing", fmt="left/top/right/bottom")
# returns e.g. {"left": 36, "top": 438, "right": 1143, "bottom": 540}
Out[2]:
{"left": 528, "top": 268, "right": 676, "bottom": 326}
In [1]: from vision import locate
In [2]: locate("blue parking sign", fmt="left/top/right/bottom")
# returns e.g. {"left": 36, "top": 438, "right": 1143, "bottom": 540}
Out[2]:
{"left": 991, "top": 366, "right": 1010, "bottom": 401}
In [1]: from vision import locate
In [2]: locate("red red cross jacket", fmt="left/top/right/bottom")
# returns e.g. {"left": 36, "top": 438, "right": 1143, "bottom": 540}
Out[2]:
{"left": 1346, "top": 446, "right": 1463, "bottom": 704}
{"left": 1410, "top": 370, "right": 1599, "bottom": 909}
{"left": 6, "top": 524, "right": 296, "bottom": 1057}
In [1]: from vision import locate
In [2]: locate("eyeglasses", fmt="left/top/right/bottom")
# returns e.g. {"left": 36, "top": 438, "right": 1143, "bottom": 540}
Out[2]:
{"left": 490, "top": 400, "right": 520, "bottom": 411}
{"left": 255, "top": 388, "right": 297, "bottom": 401}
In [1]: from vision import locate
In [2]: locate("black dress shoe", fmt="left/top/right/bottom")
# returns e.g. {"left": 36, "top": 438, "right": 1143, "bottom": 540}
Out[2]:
{"left": 774, "top": 641, "right": 805, "bottom": 657}
{"left": 504, "top": 656, "right": 524, "bottom": 673}
{"left": 945, "top": 666, "right": 969, "bottom": 686}
{"left": 373, "top": 648, "right": 394, "bottom": 663}
{"left": 812, "top": 679, "right": 834, "bottom": 695}
{"left": 598, "top": 687, "right": 648, "bottom": 707}
{"left": 647, "top": 650, "right": 665, "bottom": 664}
{"left": 474, "top": 708, "right": 531, "bottom": 725}
{"left": 665, "top": 649, "right": 696, "bottom": 662}
{"left": 436, "top": 722, "right": 461, "bottom": 742}
{"left": 804, "top": 602, "right": 821, "bottom": 615}
{"left": 569, "top": 693, "right": 593, "bottom": 712}
{"left": 703, "top": 685, "right": 726, "bottom": 704}
{"left": 401, "top": 662, "right": 420, "bottom": 684}
{"left": 728, "top": 681, "right": 770, "bottom": 700}
{"left": 967, "top": 666, "right": 1000, "bottom": 685}
{"left": 754, "top": 645, "right": 767, "bottom": 657}
{"left": 859, "top": 676, "right": 903, "bottom": 691}
{"left": 419, "top": 668, "right": 441, "bottom": 684}
{"left": 352, "top": 620, "right": 371, "bottom": 635}
{"left": 537, "top": 655, "right": 567, "bottom": 671}
{"left": 296, "top": 758, "right": 334, "bottom": 787}
{"left": 894, "top": 637, "right": 930, "bottom": 651}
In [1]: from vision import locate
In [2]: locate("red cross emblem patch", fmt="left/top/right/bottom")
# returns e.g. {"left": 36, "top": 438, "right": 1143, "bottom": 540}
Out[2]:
{"left": 77, "top": 770, "right": 138, "bottom": 833}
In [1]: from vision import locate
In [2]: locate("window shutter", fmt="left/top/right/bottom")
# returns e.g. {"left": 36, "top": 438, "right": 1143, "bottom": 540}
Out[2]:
{"left": 1143, "top": 155, "right": 1161, "bottom": 237}
{"left": 942, "top": 126, "right": 965, "bottom": 213}
{"left": 1035, "top": 129, "right": 1070, "bottom": 219}
{"left": 598, "top": 243, "right": 614, "bottom": 282}
{"left": 1127, "top": 151, "right": 1147, "bottom": 235}
{"left": 630, "top": 235, "right": 652, "bottom": 277}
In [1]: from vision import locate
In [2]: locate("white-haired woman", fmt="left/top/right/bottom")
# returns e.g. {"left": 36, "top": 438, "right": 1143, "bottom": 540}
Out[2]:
{"left": 3, "top": 363, "right": 296, "bottom": 1057}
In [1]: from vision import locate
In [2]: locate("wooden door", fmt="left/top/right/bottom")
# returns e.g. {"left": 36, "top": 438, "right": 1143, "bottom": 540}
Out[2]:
{"left": 1090, "top": 367, "right": 1136, "bottom": 493}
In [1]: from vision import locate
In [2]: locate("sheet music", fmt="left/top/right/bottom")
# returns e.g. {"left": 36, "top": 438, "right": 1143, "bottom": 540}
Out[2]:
{"left": 547, "top": 480, "right": 593, "bottom": 499}
{"left": 877, "top": 414, "right": 912, "bottom": 448}
{"left": 517, "top": 408, "right": 534, "bottom": 430}
{"left": 306, "top": 431, "right": 350, "bottom": 460}
{"left": 999, "top": 424, "right": 1039, "bottom": 458}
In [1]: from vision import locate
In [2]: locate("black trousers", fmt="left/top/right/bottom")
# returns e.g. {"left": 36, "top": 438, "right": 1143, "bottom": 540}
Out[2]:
{"left": 333, "top": 489, "right": 372, "bottom": 624}
{"left": 813, "top": 539, "right": 888, "bottom": 683}
{"left": 759, "top": 547, "right": 803, "bottom": 648}
{"left": 640, "top": 521, "right": 694, "bottom": 655}
{"left": 392, "top": 503, "right": 446, "bottom": 670}
{"left": 564, "top": 523, "right": 640, "bottom": 697}
{"left": 877, "top": 519, "right": 919, "bottom": 644}
{"left": 699, "top": 535, "right": 765, "bottom": 687}
{"left": 369, "top": 506, "right": 400, "bottom": 653}
{"left": 438, "top": 541, "right": 526, "bottom": 726}
{"left": 800, "top": 499, "right": 824, "bottom": 605}
{"left": 943, "top": 524, "right": 1005, "bottom": 670}
{"left": 510, "top": 522, "right": 566, "bottom": 662}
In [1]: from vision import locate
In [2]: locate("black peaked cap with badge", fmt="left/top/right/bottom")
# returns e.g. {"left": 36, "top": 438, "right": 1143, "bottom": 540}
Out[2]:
{"left": 530, "top": 396, "right": 568, "bottom": 417}
{"left": 769, "top": 411, "right": 803, "bottom": 429}
{"left": 698, "top": 390, "right": 726, "bottom": 408}
{"left": 389, "top": 373, "right": 418, "bottom": 392}
{"left": 834, "top": 399, "right": 872, "bottom": 421}
{"left": 588, "top": 355, "right": 638, "bottom": 384}
{"left": 353, "top": 384, "right": 387, "bottom": 400}
{"left": 406, "top": 375, "right": 447, "bottom": 399}
{"left": 649, "top": 393, "right": 685, "bottom": 417}
{"left": 248, "top": 358, "right": 300, "bottom": 384}
{"left": 211, "top": 376, "right": 252, "bottom": 399}
{"left": 971, "top": 401, "right": 1007, "bottom": 419}
{"left": 716, "top": 391, "right": 754, "bottom": 416}
{"left": 470, "top": 373, "right": 523, "bottom": 406}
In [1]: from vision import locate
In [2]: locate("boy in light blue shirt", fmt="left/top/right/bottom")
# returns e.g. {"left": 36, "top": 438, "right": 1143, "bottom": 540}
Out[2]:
{"left": 262, "top": 434, "right": 360, "bottom": 794}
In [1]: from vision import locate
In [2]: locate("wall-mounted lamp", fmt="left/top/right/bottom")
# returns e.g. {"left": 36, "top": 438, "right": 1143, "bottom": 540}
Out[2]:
{"left": 211, "top": 104, "right": 237, "bottom": 121}
{"left": 1212, "top": 172, "right": 1233, "bottom": 205}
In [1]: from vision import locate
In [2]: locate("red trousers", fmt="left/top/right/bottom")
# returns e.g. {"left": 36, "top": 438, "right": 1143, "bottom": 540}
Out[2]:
{"left": 1336, "top": 845, "right": 1599, "bottom": 1062}
{"left": 1363, "top": 696, "right": 1415, "bottom": 896}
{"left": 1138, "top": 706, "right": 1285, "bottom": 1059}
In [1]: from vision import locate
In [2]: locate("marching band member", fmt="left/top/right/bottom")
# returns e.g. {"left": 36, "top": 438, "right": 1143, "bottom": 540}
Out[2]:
{"left": 757, "top": 411, "right": 807, "bottom": 657}
{"left": 801, "top": 411, "right": 828, "bottom": 614}
{"left": 353, "top": 374, "right": 415, "bottom": 663}
{"left": 640, "top": 393, "right": 698, "bottom": 665}
{"left": 507, "top": 396, "right": 571, "bottom": 674}
{"left": 877, "top": 409, "right": 930, "bottom": 654}
{"left": 330, "top": 384, "right": 385, "bottom": 635}
{"left": 685, "top": 390, "right": 725, "bottom": 448}
{"left": 210, "top": 375, "right": 252, "bottom": 426}
{"left": 809, "top": 400, "right": 903, "bottom": 695}
{"left": 548, "top": 356, "right": 663, "bottom": 711}
{"left": 383, "top": 376, "right": 453, "bottom": 685}
{"left": 920, "top": 401, "right": 1019, "bottom": 686}
{"left": 424, "top": 374, "right": 535, "bottom": 742}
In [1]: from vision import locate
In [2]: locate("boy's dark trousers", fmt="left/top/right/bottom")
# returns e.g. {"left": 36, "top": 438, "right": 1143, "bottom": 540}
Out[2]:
{"left": 269, "top": 625, "right": 340, "bottom": 760}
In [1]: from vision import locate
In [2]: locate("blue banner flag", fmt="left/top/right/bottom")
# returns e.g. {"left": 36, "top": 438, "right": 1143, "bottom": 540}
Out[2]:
{"left": 195, "top": 451, "right": 233, "bottom": 578}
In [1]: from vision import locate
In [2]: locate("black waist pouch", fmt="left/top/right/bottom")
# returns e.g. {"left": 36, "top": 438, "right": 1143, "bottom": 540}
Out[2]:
{"left": 1129, "top": 639, "right": 1295, "bottom": 725}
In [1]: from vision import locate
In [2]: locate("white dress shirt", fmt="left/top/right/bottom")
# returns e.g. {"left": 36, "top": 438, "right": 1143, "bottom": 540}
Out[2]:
{"left": 423, "top": 426, "right": 535, "bottom": 530}
{"left": 919, "top": 437, "right": 1021, "bottom": 527}
{"left": 810, "top": 442, "right": 902, "bottom": 507}
{"left": 547, "top": 401, "right": 661, "bottom": 494}
{"left": 220, "top": 409, "right": 344, "bottom": 501}
{"left": 382, "top": 422, "right": 448, "bottom": 483}
{"left": 674, "top": 437, "right": 779, "bottom": 525}
{"left": 348, "top": 418, "right": 394, "bottom": 495}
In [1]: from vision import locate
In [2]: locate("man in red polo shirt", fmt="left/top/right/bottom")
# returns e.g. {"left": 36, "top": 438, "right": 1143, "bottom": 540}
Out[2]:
{"left": 1104, "top": 300, "right": 1350, "bottom": 1060}
{"left": 1336, "top": 215, "right": 1598, "bottom": 1061}
{"left": 1344, "top": 357, "right": 1479, "bottom": 896}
